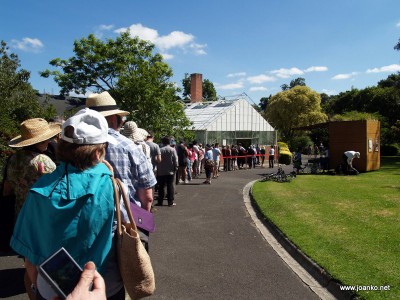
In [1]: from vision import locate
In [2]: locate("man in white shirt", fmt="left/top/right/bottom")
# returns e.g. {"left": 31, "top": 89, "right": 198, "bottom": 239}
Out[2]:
{"left": 343, "top": 151, "right": 360, "bottom": 174}
{"left": 269, "top": 146, "right": 275, "bottom": 168}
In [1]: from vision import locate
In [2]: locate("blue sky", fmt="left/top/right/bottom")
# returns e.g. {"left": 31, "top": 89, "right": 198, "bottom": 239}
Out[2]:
{"left": 2, "top": 0, "right": 400, "bottom": 104}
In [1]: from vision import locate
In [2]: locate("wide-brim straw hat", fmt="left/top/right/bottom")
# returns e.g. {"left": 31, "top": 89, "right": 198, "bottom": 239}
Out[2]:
{"left": 122, "top": 121, "right": 148, "bottom": 142}
{"left": 9, "top": 118, "right": 62, "bottom": 148}
{"left": 86, "top": 91, "right": 129, "bottom": 117}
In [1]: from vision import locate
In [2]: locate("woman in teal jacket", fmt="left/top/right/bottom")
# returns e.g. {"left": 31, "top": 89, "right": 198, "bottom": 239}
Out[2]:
{"left": 11, "top": 108, "right": 124, "bottom": 299}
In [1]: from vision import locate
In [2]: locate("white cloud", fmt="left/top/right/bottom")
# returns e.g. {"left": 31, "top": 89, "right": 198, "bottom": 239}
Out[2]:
{"left": 10, "top": 37, "right": 44, "bottom": 53}
{"left": 396, "top": 21, "right": 400, "bottom": 27}
{"left": 188, "top": 43, "right": 207, "bottom": 55}
{"left": 161, "top": 53, "right": 174, "bottom": 60}
{"left": 99, "top": 24, "right": 114, "bottom": 31}
{"left": 227, "top": 72, "right": 247, "bottom": 78}
{"left": 332, "top": 72, "right": 358, "bottom": 80}
{"left": 95, "top": 24, "right": 115, "bottom": 38}
{"left": 270, "top": 67, "right": 304, "bottom": 78}
{"left": 217, "top": 82, "right": 244, "bottom": 90}
{"left": 304, "top": 66, "right": 328, "bottom": 72}
{"left": 321, "top": 89, "right": 336, "bottom": 96}
{"left": 247, "top": 74, "right": 276, "bottom": 84}
{"left": 156, "top": 31, "right": 194, "bottom": 50}
{"left": 115, "top": 23, "right": 206, "bottom": 55}
{"left": 366, "top": 64, "right": 400, "bottom": 73}
{"left": 249, "top": 86, "right": 268, "bottom": 92}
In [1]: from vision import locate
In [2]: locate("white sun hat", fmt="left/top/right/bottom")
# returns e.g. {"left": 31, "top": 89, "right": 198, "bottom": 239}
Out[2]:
{"left": 61, "top": 108, "right": 110, "bottom": 144}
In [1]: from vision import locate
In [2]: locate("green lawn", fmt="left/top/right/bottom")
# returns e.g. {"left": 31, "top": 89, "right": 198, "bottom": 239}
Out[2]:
{"left": 252, "top": 157, "right": 400, "bottom": 300}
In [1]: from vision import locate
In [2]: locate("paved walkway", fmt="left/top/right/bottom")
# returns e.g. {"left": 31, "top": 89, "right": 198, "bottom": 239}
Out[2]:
{"left": 148, "top": 165, "right": 333, "bottom": 299}
{"left": 0, "top": 163, "right": 336, "bottom": 299}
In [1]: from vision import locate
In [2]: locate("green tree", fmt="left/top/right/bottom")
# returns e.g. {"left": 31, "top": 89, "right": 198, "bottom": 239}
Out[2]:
{"left": 41, "top": 32, "right": 191, "bottom": 139}
{"left": 258, "top": 95, "right": 272, "bottom": 111}
{"left": 394, "top": 38, "right": 400, "bottom": 51}
{"left": 181, "top": 73, "right": 217, "bottom": 101}
{"left": 281, "top": 77, "right": 306, "bottom": 91}
{"left": 0, "top": 41, "right": 55, "bottom": 158}
{"left": 264, "top": 86, "right": 327, "bottom": 141}
{"left": 378, "top": 73, "right": 400, "bottom": 88}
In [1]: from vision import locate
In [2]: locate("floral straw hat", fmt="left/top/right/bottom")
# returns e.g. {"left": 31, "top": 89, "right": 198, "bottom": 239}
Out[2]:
{"left": 122, "top": 121, "right": 148, "bottom": 142}
{"left": 86, "top": 91, "right": 129, "bottom": 117}
{"left": 8, "top": 118, "right": 62, "bottom": 148}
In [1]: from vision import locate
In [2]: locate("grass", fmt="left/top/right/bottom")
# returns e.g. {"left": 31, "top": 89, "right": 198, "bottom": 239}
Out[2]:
{"left": 252, "top": 156, "right": 400, "bottom": 300}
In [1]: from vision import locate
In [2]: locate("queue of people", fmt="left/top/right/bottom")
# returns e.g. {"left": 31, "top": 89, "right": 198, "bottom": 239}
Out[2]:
{"left": 1, "top": 90, "right": 278, "bottom": 299}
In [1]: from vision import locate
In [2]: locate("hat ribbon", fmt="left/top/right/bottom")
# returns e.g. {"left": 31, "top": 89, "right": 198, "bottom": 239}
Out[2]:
{"left": 88, "top": 105, "right": 119, "bottom": 112}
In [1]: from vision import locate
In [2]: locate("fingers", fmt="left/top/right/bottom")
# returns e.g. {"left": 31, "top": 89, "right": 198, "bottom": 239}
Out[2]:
{"left": 91, "top": 267, "right": 106, "bottom": 294}
{"left": 77, "top": 262, "right": 96, "bottom": 291}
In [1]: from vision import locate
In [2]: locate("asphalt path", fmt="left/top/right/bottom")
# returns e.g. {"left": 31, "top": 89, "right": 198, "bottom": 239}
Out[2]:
{"left": 148, "top": 165, "right": 321, "bottom": 300}
{"left": 0, "top": 163, "right": 326, "bottom": 300}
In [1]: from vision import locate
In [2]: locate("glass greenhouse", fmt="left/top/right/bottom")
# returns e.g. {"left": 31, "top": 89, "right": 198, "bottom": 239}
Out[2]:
{"left": 184, "top": 95, "right": 275, "bottom": 147}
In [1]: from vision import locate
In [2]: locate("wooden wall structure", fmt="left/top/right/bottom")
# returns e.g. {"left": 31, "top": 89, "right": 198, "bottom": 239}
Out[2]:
{"left": 328, "top": 120, "right": 380, "bottom": 172}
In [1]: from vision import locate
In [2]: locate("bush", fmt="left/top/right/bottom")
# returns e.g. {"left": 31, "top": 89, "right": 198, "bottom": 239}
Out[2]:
{"left": 380, "top": 144, "right": 400, "bottom": 156}
{"left": 279, "top": 150, "right": 292, "bottom": 165}
{"left": 289, "top": 135, "right": 313, "bottom": 154}
{"left": 277, "top": 141, "right": 292, "bottom": 165}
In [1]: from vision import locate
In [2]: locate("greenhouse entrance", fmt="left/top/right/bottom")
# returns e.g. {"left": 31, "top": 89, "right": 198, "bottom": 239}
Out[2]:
{"left": 236, "top": 138, "right": 252, "bottom": 148}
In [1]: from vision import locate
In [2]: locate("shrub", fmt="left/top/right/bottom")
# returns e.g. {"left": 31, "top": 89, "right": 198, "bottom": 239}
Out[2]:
{"left": 277, "top": 141, "right": 292, "bottom": 165}
{"left": 279, "top": 150, "right": 292, "bottom": 165}
{"left": 289, "top": 135, "right": 313, "bottom": 154}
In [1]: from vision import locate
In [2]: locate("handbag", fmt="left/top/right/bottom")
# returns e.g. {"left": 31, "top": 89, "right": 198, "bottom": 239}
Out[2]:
{"left": 204, "top": 159, "right": 215, "bottom": 170}
{"left": 130, "top": 201, "right": 156, "bottom": 233}
{"left": 113, "top": 177, "right": 155, "bottom": 299}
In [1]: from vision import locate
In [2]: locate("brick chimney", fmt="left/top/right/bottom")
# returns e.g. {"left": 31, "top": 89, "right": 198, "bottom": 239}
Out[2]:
{"left": 190, "top": 73, "right": 203, "bottom": 103}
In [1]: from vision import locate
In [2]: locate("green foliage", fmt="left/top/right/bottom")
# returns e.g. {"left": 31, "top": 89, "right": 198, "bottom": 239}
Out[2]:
{"left": 0, "top": 40, "right": 57, "bottom": 156}
{"left": 265, "top": 86, "right": 328, "bottom": 141}
{"left": 278, "top": 151, "right": 292, "bottom": 165}
{"left": 258, "top": 95, "right": 272, "bottom": 111}
{"left": 378, "top": 73, "right": 400, "bottom": 88}
{"left": 277, "top": 141, "right": 292, "bottom": 165}
{"left": 380, "top": 144, "right": 399, "bottom": 156}
{"left": 181, "top": 73, "right": 217, "bottom": 101}
{"left": 277, "top": 141, "right": 289, "bottom": 149}
{"left": 40, "top": 32, "right": 192, "bottom": 140}
{"left": 331, "top": 111, "right": 381, "bottom": 121}
{"left": 280, "top": 77, "right": 306, "bottom": 91}
{"left": 288, "top": 135, "right": 313, "bottom": 153}
{"left": 324, "top": 83, "right": 400, "bottom": 145}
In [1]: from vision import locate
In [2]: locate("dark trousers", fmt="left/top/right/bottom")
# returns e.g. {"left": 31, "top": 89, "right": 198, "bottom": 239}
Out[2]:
{"left": 157, "top": 174, "right": 175, "bottom": 205}
{"left": 269, "top": 156, "right": 274, "bottom": 168}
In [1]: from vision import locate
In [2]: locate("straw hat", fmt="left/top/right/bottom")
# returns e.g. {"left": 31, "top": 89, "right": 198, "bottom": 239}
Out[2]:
{"left": 122, "top": 121, "right": 148, "bottom": 142}
{"left": 8, "top": 118, "right": 62, "bottom": 148}
{"left": 86, "top": 91, "right": 129, "bottom": 117}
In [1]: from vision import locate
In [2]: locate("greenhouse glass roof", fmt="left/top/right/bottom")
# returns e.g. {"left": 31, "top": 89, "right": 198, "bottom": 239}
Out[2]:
{"left": 184, "top": 96, "right": 274, "bottom": 132}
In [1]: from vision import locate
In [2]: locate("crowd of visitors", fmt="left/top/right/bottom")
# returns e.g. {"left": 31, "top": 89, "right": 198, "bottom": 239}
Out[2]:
{"left": 1, "top": 90, "right": 277, "bottom": 299}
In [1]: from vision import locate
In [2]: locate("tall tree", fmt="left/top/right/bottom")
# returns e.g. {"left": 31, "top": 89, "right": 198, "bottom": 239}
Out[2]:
{"left": 181, "top": 73, "right": 217, "bottom": 101}
{"left": 0, "top": 41, "right": 55, "bottom": 157}
{"left": 378, "top": 73, "right": 400, "bottom": 88}
{"left": 281, "top": 77, "right": 306, "bottom": 91}
{"left": 394, "top": 38, "right": 400, "bottom": 51}
{"left": 41, "top": 32, "right": 191, "bottom": 138}
{"left": 258, "top": 95, "right": 272, "bottom": 111}
{"left": 264, "top": 86, "right": 327, "bottom": 140}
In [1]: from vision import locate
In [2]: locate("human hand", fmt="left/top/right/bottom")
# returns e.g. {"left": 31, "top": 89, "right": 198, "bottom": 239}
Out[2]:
{"left": 53, "top": 261, "right": 106, "bottom": 300}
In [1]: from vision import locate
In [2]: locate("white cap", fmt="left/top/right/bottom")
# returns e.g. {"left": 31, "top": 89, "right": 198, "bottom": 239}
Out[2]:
{"left": 61, "top": 108, "right": 109, "bottom": 144}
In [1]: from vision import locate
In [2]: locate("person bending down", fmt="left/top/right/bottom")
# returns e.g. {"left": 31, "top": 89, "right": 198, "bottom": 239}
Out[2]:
{"left": 343, "top": 151, "right": 360, "bottom": 174}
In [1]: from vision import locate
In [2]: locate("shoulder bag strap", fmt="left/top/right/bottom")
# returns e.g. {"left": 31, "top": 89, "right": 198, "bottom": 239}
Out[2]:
{"left": 113, "top": 177, "right": 137, "bottom": 235}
